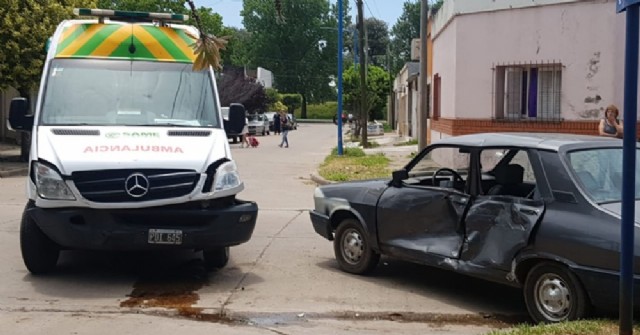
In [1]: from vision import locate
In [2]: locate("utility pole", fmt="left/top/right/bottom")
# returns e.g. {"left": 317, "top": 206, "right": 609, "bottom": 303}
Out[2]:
{"left": 357, "top": 0, "right": 368, "bottom": 147}
{"left": 336, "top": 0, "right": 344, "bottom": 155}
{"left": 418, "top": 0, "right": 429, "bottom": 150}
{"left": 387, "top": 45, "right": 394, "bottom": 130}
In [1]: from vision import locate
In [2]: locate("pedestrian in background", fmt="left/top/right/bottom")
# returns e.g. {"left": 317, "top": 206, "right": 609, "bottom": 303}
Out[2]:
{"left": 240, "top": 116, "right": 251, "bottom": 148}
{"left": 278, "top": 111, "right": 290, "bottom": 148}
{"left": 273, "top": 112, "right": 281, "bottom": 135}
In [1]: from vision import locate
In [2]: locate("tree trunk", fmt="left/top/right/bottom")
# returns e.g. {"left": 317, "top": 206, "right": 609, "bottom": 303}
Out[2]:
{"left": 301, "top": 93, "right": 307, "bottom": 119}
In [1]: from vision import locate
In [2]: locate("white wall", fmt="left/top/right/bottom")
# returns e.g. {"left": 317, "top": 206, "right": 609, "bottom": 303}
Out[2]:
{"left": 432, "top": 19, "right": 457, "bottom": 119}
{"left": 410, "top": 81, "right": 419, "bottom": 136}
{"left": 433, "top": 0, "right": 582, "bottom": 37}
{"left": 256, "top": 67, "right": 273, "bottom": 88}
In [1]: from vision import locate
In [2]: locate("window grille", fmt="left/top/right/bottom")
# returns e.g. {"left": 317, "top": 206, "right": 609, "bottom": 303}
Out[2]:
{"left": 492, "top": 62, "right": 562, "bottom": 122}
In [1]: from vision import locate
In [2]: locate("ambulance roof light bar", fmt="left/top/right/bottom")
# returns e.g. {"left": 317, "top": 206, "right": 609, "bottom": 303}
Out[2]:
{"left": 73, "top": 8, "right": 188, "bottom": 24}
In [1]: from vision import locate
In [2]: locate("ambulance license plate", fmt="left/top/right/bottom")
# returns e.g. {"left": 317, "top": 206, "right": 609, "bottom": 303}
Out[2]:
{"left": 148, "top": 229, "right": 183, "bottom": 245}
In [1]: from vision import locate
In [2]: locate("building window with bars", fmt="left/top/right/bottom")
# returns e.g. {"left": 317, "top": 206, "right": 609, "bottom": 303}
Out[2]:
{"left": 494, "top": 63, "right": 562, "bottom": 121}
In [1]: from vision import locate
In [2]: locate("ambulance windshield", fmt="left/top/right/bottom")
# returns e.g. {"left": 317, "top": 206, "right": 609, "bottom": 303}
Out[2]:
{"left": 40, "top": 59, "right": 220, "bottom": 128}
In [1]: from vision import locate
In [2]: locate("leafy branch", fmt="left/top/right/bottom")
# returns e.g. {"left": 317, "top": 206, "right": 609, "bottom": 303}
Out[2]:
{"left": 185, "top": 0, "right": 284, "bottom": 71}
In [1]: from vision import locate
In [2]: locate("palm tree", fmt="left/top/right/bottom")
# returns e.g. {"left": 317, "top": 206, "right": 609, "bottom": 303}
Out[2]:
{"left": 186, "top": 0, "right": 284, "bottom": 70}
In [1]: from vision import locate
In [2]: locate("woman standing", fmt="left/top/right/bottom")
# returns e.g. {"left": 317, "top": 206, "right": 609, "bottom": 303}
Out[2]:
{"left": 598, "top": 105, "right": 623, "bottom": 139}
{"left": 278, "top": 111, "right": 290, "bottom": 148}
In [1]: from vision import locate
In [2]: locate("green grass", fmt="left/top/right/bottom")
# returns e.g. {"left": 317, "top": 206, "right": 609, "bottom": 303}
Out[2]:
{"left": 383, "top": 122, "right": 392, "bottom": 133}
{"left": 486, "top": 319, "right": 640, "bottom": 335}
{"left": 319, "top": 147, "right": 390, "bottom": 182}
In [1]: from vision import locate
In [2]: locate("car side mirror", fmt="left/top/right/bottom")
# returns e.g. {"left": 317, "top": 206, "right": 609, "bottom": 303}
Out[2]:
{"left": 8, "top": 97, "right": 33, "bottom": 131}
{"left": 391, "top": 169, "right": 408, "bottom": 187}
{"left": 225, "top": 103, "right": 246, "bottom": 134}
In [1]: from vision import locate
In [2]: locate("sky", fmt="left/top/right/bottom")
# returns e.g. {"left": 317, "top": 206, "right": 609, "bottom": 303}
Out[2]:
{"left": 198, "top": 0, "right": 406, "bottom": 30}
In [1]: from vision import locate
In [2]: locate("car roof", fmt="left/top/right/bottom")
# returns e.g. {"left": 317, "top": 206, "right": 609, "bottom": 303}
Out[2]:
{"left": 433, "top": 132, "right": 623, "bottom": 151}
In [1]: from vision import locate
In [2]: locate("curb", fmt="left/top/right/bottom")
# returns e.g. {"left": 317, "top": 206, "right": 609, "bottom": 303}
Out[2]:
{"left": 0, "top": 167, "right": 28, "bottom": 178}
{"left": 310, "top": 173, "right": 333, "bottom": 186}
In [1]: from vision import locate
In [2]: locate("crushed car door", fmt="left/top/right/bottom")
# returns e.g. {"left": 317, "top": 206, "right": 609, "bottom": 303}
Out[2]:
{"left": 462, "top": 196, "right": 544, "bottom": 270}
{"left": 376, "top": 186, "right": 470, "bottom": 260}
{"left": 376, "top": 145, "right": 472, "bottom": 261}
{"left": 462, "top": 148, "right": 546, "bottom": 271}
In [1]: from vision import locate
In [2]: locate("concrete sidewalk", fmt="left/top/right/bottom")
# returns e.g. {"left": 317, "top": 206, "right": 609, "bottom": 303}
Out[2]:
{"left": 0, "top": 142, "right": 26, "bottom": 178}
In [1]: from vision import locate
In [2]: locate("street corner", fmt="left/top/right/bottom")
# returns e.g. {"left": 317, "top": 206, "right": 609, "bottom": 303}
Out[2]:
{"left": 310, "top": 173, "right": 333, "bottom": 186}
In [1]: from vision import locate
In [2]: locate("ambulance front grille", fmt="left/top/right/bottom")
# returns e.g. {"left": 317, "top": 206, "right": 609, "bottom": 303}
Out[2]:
{"left": 72, "top": 169, "right": 199, "bottom": 203}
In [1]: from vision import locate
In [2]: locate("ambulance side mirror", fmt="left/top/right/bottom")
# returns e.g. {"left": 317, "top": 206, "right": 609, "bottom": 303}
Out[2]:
{"left": 8, "top": 98, "right": 33, "bottom": 131}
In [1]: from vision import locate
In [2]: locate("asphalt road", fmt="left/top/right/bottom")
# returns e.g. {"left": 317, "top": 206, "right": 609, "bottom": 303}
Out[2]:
{"left": 0, "top": 123, "right": 528, "bottom": 334}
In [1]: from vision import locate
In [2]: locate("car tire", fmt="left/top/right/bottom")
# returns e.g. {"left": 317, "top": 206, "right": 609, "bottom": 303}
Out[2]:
{"left": 203, "top": 247, "right": 229, "bottom": 269}
{"left": 524, "top": 262, "right": 590, "bottom": 323}
{"left": 262, "top": 129, "right": 266, "bottom": 136}
{"left": 333, "top": 219, "right": 379, "bottom": 275}
{"left": 20, "top": 203, "right": 60, "bottom": 275}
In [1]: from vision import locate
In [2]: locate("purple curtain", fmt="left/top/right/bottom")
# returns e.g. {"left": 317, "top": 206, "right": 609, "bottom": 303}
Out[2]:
{"left": 528, "top": 68, "right": 538, "bottom": 118}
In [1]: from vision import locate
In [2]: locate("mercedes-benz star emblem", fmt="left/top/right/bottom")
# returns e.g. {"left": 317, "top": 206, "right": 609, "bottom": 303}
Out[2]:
{"left": 125, "top": 173, "right": 150, "bottom": 198}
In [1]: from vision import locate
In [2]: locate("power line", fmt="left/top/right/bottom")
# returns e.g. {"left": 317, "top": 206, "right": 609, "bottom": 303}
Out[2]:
{"left": 363, "top": 0, "right": 376, "bottom": 22}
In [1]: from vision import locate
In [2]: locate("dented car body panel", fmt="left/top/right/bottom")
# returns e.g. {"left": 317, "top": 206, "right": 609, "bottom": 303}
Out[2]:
{"left": 310, "top": 133, "right": 640, "bottom": 312}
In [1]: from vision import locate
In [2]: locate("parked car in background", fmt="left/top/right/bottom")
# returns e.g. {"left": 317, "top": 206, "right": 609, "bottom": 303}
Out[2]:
{"left": 264, "top": 111, "right": 277, "bottom": 132}
{"left": 287, "top": 113, "right": 297, "bottom": 130}
{"left": 310, "top": 132, "right": 640, "bottom": 324}
{"left": 247, "top": 113, "right": 270, "bottom": 136}
{"left": 367, "top": 121, "right": 384, "bottom": 136}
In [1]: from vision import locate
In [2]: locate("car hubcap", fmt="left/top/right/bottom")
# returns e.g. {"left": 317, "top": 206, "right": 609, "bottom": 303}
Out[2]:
{"left": 534, "top": 273, "right": 571, "bottom": 321}
{"left": 341, "top": 228, "right": 364, "bottom": 265}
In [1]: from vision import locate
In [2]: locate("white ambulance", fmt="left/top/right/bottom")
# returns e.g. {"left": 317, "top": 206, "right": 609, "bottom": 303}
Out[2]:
{"left": 8, "top": 9, "right": 257, "bottom": 274}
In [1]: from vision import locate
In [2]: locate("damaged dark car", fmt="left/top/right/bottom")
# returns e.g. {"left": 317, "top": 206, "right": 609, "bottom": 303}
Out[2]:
{"left": 310, "top": 132, "right": 640, "bottom": 323}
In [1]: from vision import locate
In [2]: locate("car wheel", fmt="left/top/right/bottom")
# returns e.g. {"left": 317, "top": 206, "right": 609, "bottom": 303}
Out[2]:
{"left": 524, "top": 262, "right": 590, "bottom": 323}
{"left": 203, "top": 247, "right": 229, "bottom": 269}
{"left": 20, "top": 203, "right": 60, "bottom": 274}
{"left": 262, "top": 129, "right": 266, "bottom": 136}
{"left": 333, "top": 219, "right": 380, "bottom": 275}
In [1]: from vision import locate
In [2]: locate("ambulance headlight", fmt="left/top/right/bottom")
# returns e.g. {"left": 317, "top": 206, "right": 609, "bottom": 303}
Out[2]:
{"left": 33, "top": 162, "right": 76, "bottom": 200}
{"left": 213, "top": 161, "right": 241, "bottom": 192}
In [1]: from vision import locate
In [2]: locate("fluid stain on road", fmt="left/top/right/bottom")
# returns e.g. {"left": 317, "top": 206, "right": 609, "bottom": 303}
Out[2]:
{"left": 119, "top": 259, "right": 230, "bottom": 322}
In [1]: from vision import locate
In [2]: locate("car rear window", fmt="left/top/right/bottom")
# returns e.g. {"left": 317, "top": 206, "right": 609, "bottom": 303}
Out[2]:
{"left": 567, "top": 148, "right": 640, "bottom": 203}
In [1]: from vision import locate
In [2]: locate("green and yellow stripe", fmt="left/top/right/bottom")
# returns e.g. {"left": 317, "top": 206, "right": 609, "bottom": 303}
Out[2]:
{"left": 55, "top": 23, "right": 197, "bottom": 63}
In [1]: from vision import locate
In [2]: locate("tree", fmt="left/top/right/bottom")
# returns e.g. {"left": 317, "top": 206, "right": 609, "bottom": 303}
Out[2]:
{"left": 217, "top": 65, "right": 267, "bottom": 113}
{"left": 343, "top": 64, "right": 390, "bottom": 127}
{"left": 431, "top": 0, "right": 444, "bottom": 13}
{"left": 281, "top": 94, "right": 302, "bottom": 115}
{"left": 221, "top": 27, "right": 252, "bottom": 67}
{"left": 389, "top": 0, "right": 420, "bottom": 76}
{"left": 0, "top": 0, "right": 97, "bottom": 160}
{"left": 96, "top": 0, "right": 186, "bottom": 12}
{"left": 0, "top": 0, "right": 96, "bottom": 96}
{"left": 364, "top": 18, "right": 389, "bottom": 68}
{"left": 241, "top": 0, "right": 337, "bottom": 118}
